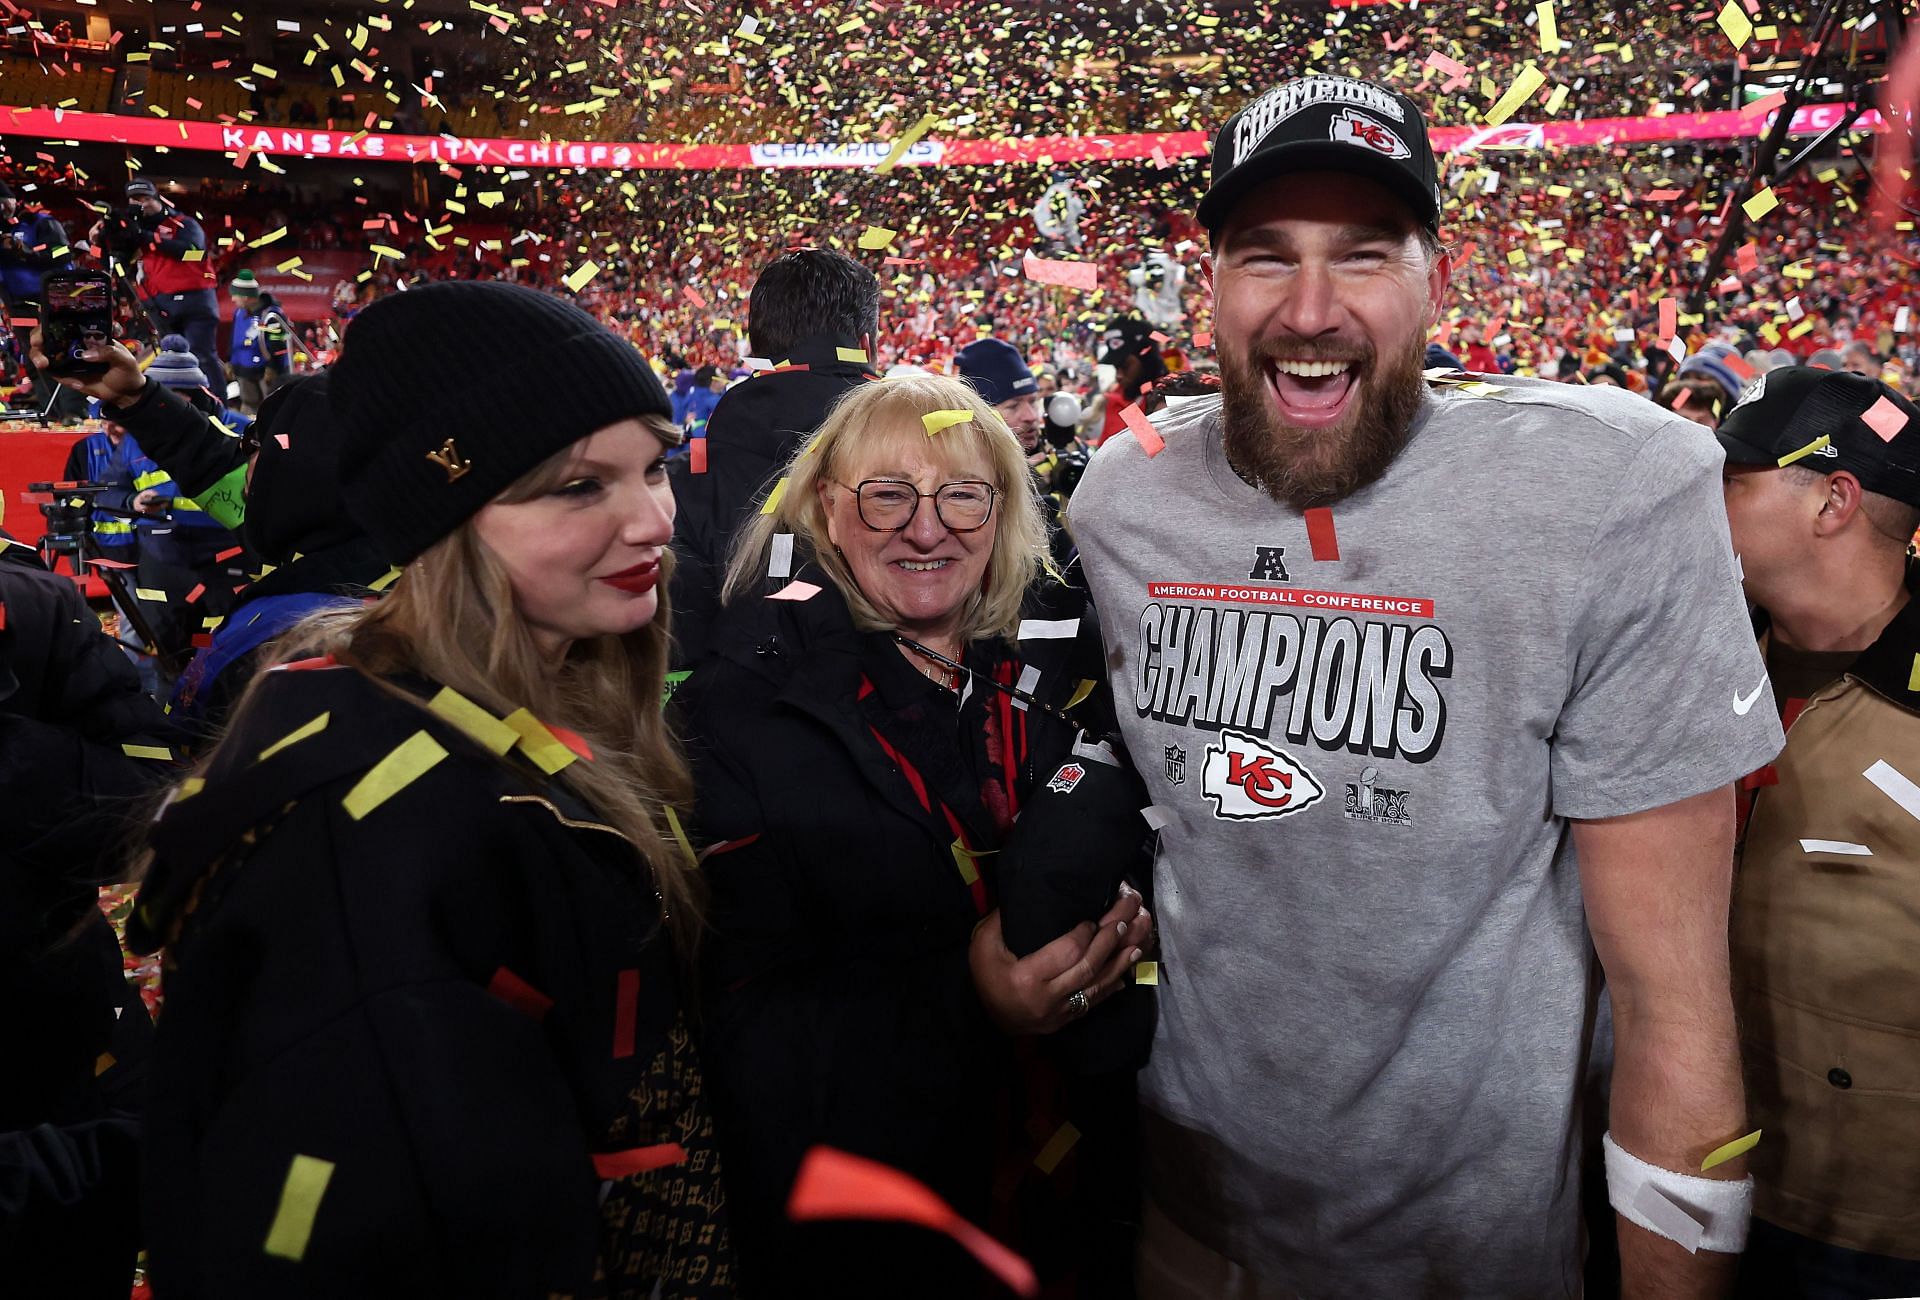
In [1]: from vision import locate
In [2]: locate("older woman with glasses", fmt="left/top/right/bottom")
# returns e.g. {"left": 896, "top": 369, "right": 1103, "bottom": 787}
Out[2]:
{"left": 677, "top": 373, "right": 1152, "bottom": 1295}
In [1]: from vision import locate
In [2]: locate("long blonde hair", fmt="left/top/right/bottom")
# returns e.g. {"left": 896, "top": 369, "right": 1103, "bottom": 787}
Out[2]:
{"left": 155, "top": 417, "right": 702, "bottom": 949}
{"left": 723, "top": 372, "right": 1048, "bottom": 644}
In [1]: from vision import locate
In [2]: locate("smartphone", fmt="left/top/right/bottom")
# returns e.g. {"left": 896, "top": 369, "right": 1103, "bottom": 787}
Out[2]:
{"left": 41, "top": 270, "right": 114, "bottom": 378}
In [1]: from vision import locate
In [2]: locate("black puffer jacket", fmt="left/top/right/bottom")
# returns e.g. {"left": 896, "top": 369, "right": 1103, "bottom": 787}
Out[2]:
{"left": 677, "top": 569, "right": 1142, "bottom": 1297}
{"left": 130, "top": 663, "right": 732, "bottom": 1298}
{"left": 665, "top": 339, "right": 872, "bottom": 671}
{"left": 0, "top": 535, "right": 175, "bottom": 1298}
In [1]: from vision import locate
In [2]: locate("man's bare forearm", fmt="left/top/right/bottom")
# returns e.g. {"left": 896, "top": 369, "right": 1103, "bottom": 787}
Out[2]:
{"left": 1608, "top": 989, "right": 1747, "bottom": 1299}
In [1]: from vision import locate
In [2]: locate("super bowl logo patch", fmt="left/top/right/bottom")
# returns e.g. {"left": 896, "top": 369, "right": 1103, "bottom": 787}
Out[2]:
{"left": 1330, "top": 108, "right": 1411, "bottom": 159}
{"left": 1047, "top": 762, "right": 1088, "bottom": 795}
{"left": 1201, "top": 730, "right": 1325, "bottom": 821}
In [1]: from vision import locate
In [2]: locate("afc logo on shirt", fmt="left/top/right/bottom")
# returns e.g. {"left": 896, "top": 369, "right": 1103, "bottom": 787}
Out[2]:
{"left": 1248, "top": 546, "right": 1291, "bottom": 583}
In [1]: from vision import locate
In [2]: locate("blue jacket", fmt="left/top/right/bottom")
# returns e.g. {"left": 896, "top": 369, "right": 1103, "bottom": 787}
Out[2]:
{"left": 0, "top": 209, "right": 70, "bottom": 302}
{"left": 682, "top": 385, "right": 722, "bottom": 438}
{"left": 229, "top": 294, "right": 294, "bottom": 371}
{"left": 63, "top": 427, "right": 228, "bottom": 543}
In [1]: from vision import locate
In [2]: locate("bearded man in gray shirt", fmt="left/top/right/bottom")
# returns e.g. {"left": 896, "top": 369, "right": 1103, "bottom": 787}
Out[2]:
{"left": 1070, "top": 75, "right": 1784, "bottom": 1298}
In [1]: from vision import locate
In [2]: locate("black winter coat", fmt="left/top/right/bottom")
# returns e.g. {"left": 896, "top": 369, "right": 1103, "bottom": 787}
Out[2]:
{"left": 130, "top": 663, "right": 733, "bottom": 1298}
{"left": 678, "top": 570, "right": 1132, "bottom": 1297}
{"left": 665, "top": 340, "right": 872, "bottom": 671}
{"left": 0, "top": 535, "right": 174, "bottom": 1298}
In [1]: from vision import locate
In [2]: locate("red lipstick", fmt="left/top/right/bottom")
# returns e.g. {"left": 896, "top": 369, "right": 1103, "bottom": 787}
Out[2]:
{"left": 599, "top": 559, "right": 659, "bottom": 594}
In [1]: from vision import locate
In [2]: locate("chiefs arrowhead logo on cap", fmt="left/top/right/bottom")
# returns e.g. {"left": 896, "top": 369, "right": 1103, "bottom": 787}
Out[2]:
{"left": 1330, "top": 108, "right": 1411, "bottom": 159}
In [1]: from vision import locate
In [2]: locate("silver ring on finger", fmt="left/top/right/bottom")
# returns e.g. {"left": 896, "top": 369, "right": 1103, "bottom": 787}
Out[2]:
{"left": 1067, "top": 989, "right": 1091, "bottom": 1017}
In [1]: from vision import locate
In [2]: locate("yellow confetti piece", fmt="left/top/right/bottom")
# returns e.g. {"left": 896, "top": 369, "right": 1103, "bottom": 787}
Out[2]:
{"left": 663, "top": 805, "right": 698, "bottom": 870}
{"left": 562, "top": 260, "right": 600, "bottom": 293}
{"left": 122, "top": 743, "right": 174, "bottom": 761}
{"left": 134, "top": 587, "right": 169, "bottom": 602}
{"left": 1742, "top": 187, "right": 1780, "bottom": 221}
{"left": 179, "top": 248, "right": 204, "bottom": 262}
{"left": 1485, "top": 66, "right": 1547, "bottom": 127}
{"left": 250, "top": 226, "right": 287, "bottom": 248}
{"left": 876, "top": 112, "right": 938, "bottom": 174}
{"left": 368, "top": 566, "right": 402, "bottom": 593}
{"left": 500, "top": 708, "right": 577, "bottom": 775}
{"left": 922, "top": 409, "right": 973, "bottom": 436}
{"left": 341, "top": 732, "right": 448, "bottom": 820}
{"left": 1134, "top": 960, "right": 1160, "bottom": 985}
{"left": 1909, "top": 653, "right": 1920, "bottom": 693}
{"left": 95, "top": 1052, "right": 115, "bottom": 1076}
{"left": 1066, "top": 678, "right": 1098, "bottom": 710}
{"left": 263, "top": 1154, "right": 335, "bottom": 1261}
{"left": 175, "top": 776, "right": 206, "bottom": 801}
{"left": 1777, "top": 435, "right": 1832, "bottom": 467}
{"left": 368, "top": 244, "right": 406, "bottom": 261}
{"left": 258, "top": 711, "right": 331, "bottom": 763}
{"left": 760, "top": 476, "right": 790, "bottom": 516}
{"left": 856, "top": 225, "right": 897, "bottom": 251}
{"left": 1701, "top": 1129, "right": 1762, "bottom": 1172}
{"left": 1717, "top": 0, "right": 1754, "bottom": 49}
{"left": 428, "top": 688, "right": 517, "bottom": 755}
{"left": 836, "top": 346, "right": 869, "bottom": 363}
{"left": 951, "top": 840, "right": 981, "bottom": 886}
{"left": 1535, "top": 1, "right": 1559, "bottom": 53}
{"left": 1033, "top": 1122, "right": 1081, "bottom": 1174}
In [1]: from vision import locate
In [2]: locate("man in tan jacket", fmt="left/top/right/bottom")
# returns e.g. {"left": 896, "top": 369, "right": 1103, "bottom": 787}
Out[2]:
{"left": 1719, "top": 365, "right": 1920, "bottom": 1293}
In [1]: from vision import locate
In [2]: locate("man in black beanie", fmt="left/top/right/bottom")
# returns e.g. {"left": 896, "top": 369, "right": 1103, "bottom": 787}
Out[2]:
{"left": 33, "top": 332, "right": 389, "bottom": 737}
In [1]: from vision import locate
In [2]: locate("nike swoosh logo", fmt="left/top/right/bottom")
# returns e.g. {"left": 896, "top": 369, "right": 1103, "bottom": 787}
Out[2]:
{"left": 1733, "top": 682, "right": 1767, "bottom": 716}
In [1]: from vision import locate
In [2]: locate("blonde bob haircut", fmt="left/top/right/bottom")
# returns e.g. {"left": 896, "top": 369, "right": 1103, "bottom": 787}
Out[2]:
{"left": 145, "top": 413, "right": 703, "bottom": 951}
{"left": 724, "top": 372, "right": 1048, "bottom": 645}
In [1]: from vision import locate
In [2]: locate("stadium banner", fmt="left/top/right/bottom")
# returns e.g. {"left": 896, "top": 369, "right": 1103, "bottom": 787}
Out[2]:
{"left": 1, "top": 104, "right": 1882, "bottom": 172}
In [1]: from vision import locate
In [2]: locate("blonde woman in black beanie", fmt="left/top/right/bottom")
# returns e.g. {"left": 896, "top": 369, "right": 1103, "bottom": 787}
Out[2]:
{"left": 127, "top": 282, "right": 733, "bottom": 1298}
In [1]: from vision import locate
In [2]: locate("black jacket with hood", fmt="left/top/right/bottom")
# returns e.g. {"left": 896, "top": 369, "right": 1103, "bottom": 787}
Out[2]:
{"left": 0, "top": 534, "right": 175, "bottom": 1298}
{"left": 104, "top": 373, "right": 392, "bottom": 737}
{"left": 665, "top": 338, "right": 872, "bottom": 671}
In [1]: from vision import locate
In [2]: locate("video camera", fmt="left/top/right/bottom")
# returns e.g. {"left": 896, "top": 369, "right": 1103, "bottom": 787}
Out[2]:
{"left": 27, "top": 480, "right": 161, "bottom": 546}
{"left": 96, "top": 207, "right": 148, "bottom": 257}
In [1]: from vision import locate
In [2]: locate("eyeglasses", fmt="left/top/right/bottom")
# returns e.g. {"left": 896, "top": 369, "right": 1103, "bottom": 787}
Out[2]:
{"left": 843, "top": 478, "right": 998, "bottom": 532}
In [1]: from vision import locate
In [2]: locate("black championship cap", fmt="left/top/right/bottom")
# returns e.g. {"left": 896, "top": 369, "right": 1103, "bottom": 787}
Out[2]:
{"left": 1717, "top": 366, "right": 1920, "bottom": 508}
{"left": 1197, "top": 75, "right": 1442, "bottom": 238}
{"left": 1098, "top": 315, "right": 1159, "bottom": 368}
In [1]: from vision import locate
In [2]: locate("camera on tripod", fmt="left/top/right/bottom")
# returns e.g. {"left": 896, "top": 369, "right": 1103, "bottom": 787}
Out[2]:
{"left": 28, "top": 480, "right": 112, "bottom": 550}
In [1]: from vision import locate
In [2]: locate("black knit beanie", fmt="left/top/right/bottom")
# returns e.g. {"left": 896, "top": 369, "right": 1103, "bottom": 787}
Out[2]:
{"left": 333, "top": 281, "right": 673, "bottom": 564}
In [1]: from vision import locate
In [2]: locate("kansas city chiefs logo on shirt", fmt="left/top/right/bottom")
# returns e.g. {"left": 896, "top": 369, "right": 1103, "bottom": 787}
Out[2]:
{"left": 1330, "top": 108, "right": 1411, "bottom": 159}
{"left": 1201, "top": 731, "right": 1326, "bottom": 820}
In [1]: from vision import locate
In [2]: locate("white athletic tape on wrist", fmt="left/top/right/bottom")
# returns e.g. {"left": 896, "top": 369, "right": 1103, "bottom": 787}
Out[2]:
{"left": 1603, "top": 1132, "right": 1752, "bottom": 1255}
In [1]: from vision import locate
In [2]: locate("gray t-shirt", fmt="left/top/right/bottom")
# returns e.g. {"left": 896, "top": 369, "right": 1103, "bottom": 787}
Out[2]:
{"left": 1070, "top": 378, "right": 1784, "bottom": 1297}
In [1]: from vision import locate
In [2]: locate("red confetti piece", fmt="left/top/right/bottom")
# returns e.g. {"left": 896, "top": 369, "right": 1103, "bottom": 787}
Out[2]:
{"left": 1862, "top": 394, "right": 1910, "bottom": 442}
{"left": 1022, "top": 252, "right": 1098, "bottom": 290}
{"left": 1304, "top": 508, "right": 1340, "bottom": 561}
{"left": 486, "top": 966, "right": 553, "bottom": 1021}
{"left": 215, "top": 546, "right": 245, "bottom": 562}
{"left": 545, "top": 723, "right": 594, "bottom": 761}
{"left": 276, "top": 655, "right": 339, "bottom": 672}
{"left": 593, "top": 1143, "right": 687, "bottom": 1179}
{"left": 701, "top": 833, "right": 762, "bottom": 860}
{"left": 612, "top": 968, "right": 639, "bottom": 1059}
{"left": 682, "top": 285, "right": 709, "bottom": 308}
{"left": 1192, "top": 331, "right": 1213, "bottom": 349}
{"left": 1658, "top": 298, "right": 1677, "bottom": 342}
{"left": 85, "top": 556, "right": 137, "bottom": 570}
{"left": 185, "top": 582, "right": 206, "bottom": 605}
{"left": 1119, "top": 403, "right": 1165, "bottom": 457}
{"left": 689, "top": 438, "right": 708, "bottom": 474}
{"left": 787, "top": 1147, "right": 1038, "bottom": 1298}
